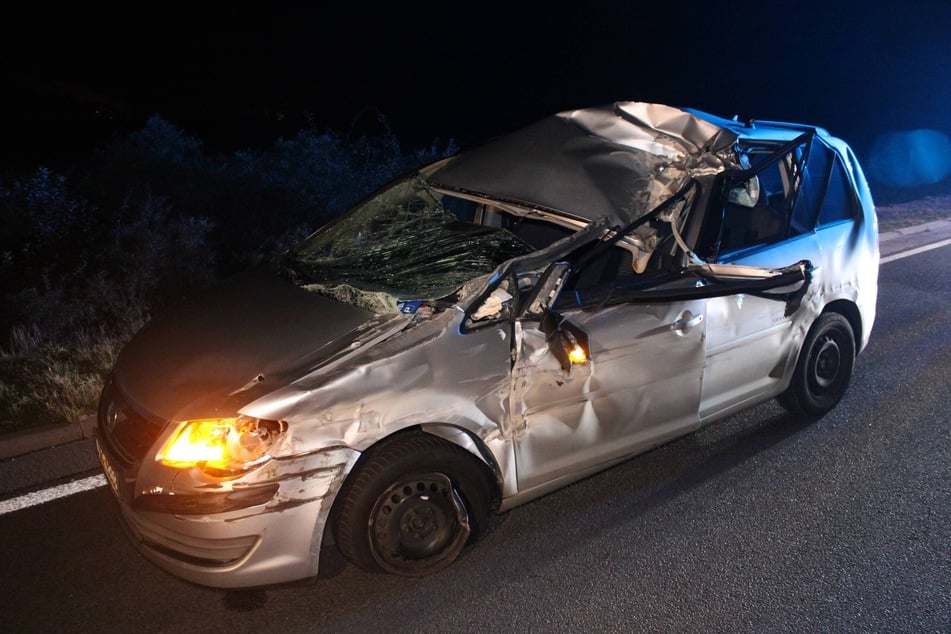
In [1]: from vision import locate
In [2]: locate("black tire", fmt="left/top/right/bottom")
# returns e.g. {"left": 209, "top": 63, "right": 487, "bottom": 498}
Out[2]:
{"left": 331, "top": 431, "right": 496, "bottom": 576}
{"left": 777, "top": 312, "right": 855, "bottom": 419}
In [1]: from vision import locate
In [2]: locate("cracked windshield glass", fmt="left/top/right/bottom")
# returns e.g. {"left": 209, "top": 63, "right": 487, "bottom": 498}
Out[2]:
{"left": 280, "top": 175, "right": 538, "bottom": 313}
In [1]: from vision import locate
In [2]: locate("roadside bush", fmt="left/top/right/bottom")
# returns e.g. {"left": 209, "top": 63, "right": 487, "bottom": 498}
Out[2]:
{"left": 0, "top": 112, "right": 457, "bottom": 433}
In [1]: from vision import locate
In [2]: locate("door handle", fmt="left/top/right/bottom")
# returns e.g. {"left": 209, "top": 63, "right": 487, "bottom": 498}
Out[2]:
{"left": 671, "top": 310, "right": 703, "bottom": 334}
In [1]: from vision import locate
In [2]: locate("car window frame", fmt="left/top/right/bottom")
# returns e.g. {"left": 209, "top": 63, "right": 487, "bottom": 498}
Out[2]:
{"left": 701, "top": 132, "right": 818, "bottom": 263}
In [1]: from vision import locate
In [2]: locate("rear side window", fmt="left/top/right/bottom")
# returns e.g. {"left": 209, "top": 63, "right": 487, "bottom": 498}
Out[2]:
{"left": 792, "top": 138, "right": 857, "bottom": 231}
{"left": 817, "top": 156, "right": 856, "bottom": 226}
{"left": 790, "top": 138, "right": 829, "bottom": 234}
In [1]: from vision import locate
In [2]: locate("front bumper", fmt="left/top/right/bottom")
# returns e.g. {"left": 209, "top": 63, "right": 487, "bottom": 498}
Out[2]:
{"left": 96, "top": 434, "right": 356, "bottom": 588}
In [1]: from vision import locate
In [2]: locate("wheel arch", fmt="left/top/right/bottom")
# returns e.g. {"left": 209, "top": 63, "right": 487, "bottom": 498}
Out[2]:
{"left": 822, "top": 299, "right": 864, "bottom": 354}
{"left": 322, "top": 423, "right": 503, "bottom": 547}
{"left": 417, "top": 423, "right": 504, "bottom": 497}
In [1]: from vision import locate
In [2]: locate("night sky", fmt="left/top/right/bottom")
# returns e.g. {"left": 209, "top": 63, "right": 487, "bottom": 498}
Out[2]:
{"left": 4, "top": 1, "right": 950, "bottom": 198}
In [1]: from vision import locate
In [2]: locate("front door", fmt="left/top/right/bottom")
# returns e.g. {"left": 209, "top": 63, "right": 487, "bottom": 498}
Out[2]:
{"left": 510, "top": 287, "right": 706, "bottom": 492}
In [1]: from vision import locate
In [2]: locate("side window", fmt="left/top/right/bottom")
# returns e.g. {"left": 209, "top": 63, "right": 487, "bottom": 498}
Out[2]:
{"left": 717, "top": 146, "right": 802, "bottom": 256}
{"left": 700, "top": 135, "right": 855, "bottom": 261}
{"left": 816, "top": 156, "right": 856, "bottom": 226}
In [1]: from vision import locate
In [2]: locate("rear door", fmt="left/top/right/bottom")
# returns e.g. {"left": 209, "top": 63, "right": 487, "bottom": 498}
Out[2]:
{"left": 700, "top": 135, "right": 824, "bottom": 419}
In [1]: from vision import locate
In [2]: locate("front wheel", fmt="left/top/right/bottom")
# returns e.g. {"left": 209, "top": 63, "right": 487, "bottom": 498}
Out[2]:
{"left": 331, "top": 431, "right": 495, "bottom": 576}
{"left": 778, "top": 312, "right": 855, "bottom": 419}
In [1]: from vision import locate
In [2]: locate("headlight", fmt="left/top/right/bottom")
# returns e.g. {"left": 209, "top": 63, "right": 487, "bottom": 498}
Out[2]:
{"left": 157, "top": 416, "right": 286, "bottom": 476}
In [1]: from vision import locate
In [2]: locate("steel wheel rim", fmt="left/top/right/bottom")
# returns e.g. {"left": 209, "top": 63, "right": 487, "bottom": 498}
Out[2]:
{"left": 809, "top": 333, "right": 842, "bottom": 393}
{"left": 368, "top": 472, "right": 470, "bottom": 575}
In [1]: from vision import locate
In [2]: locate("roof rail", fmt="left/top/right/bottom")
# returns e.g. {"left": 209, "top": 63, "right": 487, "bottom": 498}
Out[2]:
{"left": 749, "top": 119, "right": 829, "bottom": 135}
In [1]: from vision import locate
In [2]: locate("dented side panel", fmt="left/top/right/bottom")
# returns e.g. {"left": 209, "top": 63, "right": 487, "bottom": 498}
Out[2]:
{"left": 701, "top": 233, "right": 824, "bottom": 419}
{"left": 814, "top": 216, "right": 879, "bottom": 352}
{"left": 243, "top": 308, "right": 515, "bottom": 464}
{"left": 512, "top": 300, "right": 706, "bottom": 494}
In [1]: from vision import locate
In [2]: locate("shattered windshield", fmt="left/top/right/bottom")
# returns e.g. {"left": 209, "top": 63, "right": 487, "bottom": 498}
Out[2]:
{"left": 280, "top": 174, "right": 538, "bottom": 313}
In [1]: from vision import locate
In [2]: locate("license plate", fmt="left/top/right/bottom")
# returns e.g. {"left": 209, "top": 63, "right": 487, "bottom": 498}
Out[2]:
{"left": 96, "top": 441, "right": 121, "bottom": 499}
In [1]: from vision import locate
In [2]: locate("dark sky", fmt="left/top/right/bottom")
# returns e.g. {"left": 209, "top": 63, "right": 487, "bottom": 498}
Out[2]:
{"left": 4, "top": 0, "right": 950, "bottom": 194}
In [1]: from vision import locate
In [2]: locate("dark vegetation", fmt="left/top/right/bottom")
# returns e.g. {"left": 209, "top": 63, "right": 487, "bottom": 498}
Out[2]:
{"left": 0, "top": 115, "right": 457, "bottom": 433}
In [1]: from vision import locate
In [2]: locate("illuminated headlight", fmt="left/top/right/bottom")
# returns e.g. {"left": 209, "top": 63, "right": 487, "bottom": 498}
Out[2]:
{"left": 157, "top": 416, "right": 286, "bottom": 476}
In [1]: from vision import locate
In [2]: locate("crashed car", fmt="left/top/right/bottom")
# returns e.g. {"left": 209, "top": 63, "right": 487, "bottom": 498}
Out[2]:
{"left": 96, "top": 101, "right": 879, "bottom": 588}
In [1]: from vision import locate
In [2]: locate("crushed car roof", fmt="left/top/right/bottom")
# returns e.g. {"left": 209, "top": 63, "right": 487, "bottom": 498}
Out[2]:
{"left": 426, "top": 101, "right": 830, "bottom": 227}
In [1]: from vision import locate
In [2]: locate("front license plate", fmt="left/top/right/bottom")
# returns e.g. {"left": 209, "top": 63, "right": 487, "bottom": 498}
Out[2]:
{"left": 96, "top": 441, "right": 121, "bottom": 499}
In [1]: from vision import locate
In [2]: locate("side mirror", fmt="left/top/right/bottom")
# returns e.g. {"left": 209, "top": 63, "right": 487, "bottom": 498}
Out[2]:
{"left": 539, "top": 310, "right": 590, "bottom": 372}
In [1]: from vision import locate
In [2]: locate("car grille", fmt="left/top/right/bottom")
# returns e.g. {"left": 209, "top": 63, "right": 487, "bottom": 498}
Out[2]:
{"left": 98, "top": 380, "right": 165, "bottom": 466}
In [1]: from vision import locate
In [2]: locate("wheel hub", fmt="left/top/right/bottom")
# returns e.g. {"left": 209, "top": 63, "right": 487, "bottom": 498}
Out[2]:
{"left": 403, "top": 505, "right": 437, "bottom": 539}
{"left": 812, "top": 336, "right": 841, "bottom": 389}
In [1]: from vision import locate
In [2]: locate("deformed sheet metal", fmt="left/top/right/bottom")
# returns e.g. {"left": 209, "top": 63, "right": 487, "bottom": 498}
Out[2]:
{"left": 427, "top": 102, "right": 738, "bottom": 226}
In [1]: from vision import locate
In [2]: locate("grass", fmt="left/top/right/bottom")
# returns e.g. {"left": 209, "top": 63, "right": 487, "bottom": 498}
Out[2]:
{"left": 0, "top": 323, "right": 142, "bottom": 436}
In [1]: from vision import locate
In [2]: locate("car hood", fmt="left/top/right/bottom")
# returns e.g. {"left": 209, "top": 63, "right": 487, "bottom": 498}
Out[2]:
{"left": 113, "top": 266, "right": 383, "bottom": 421}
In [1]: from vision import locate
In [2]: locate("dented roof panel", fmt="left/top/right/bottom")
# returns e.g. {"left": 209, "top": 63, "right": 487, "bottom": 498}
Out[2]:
{"left": 427, "top": 102, "right": 738, "bottom": 226}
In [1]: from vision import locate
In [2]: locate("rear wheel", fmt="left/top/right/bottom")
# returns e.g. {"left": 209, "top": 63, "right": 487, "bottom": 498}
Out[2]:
{"left": 331, "top": 431, "right": 495, "bottom": 576}
{"left": 778, "top": 312, "right": 855, "bottom": 419}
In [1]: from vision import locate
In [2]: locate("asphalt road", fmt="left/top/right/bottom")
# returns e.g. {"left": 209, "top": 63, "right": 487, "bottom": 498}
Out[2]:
{"left": 1, "top": 242, "right": 948, "bottom": 633}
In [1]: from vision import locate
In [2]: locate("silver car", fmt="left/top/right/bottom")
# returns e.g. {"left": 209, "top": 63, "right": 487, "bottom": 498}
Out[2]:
{"left": 95, "top": 101, "right": 879, "bottom": 588}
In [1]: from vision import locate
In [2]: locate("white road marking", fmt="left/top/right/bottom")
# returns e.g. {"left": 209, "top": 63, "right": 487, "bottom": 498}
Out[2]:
{"left": 881, "top": 237, "right": 951, "bottom": 264}
{"left": 0, "top": 475, "right": 106, "bottom": 515}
